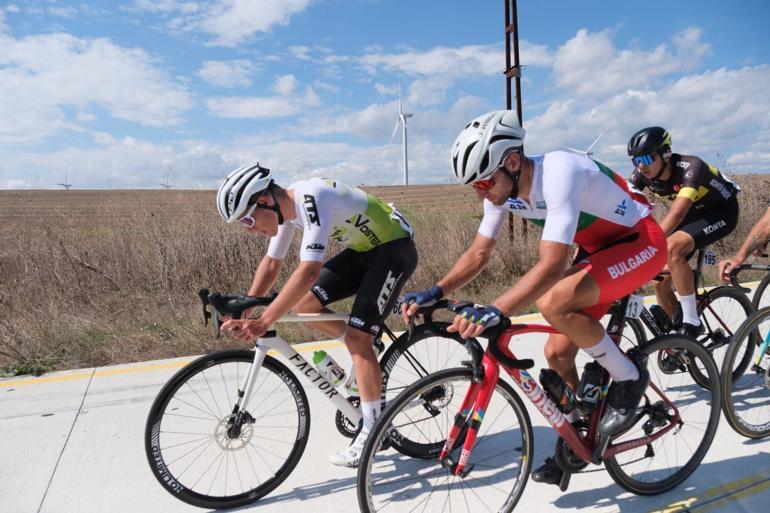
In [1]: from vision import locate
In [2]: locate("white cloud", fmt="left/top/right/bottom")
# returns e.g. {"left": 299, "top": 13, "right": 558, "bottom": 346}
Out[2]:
{"left": 139, "top": 0, "right": 314, "bottom": 47}
{"left": 552, "top": 28, "right": 712, "bottom": 98}
{"left": 0, "top": 32, "right": 193, "bottom": 145}
{"left": 206, "top": 75, "right": 319, "bottom": 119}
{"left": 375, "top": 83, "right": 397, "bottom": 96}
{"left": 197, "top": 59, "right": 257, "bottom": 87}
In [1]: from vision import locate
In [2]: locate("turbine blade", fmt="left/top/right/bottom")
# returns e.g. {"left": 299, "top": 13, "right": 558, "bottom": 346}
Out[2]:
{"left": 585, "top": 131, "right": 606, "bottom": 154}
{"left": 391, "top": 118, "right": 400, "bottom": 140}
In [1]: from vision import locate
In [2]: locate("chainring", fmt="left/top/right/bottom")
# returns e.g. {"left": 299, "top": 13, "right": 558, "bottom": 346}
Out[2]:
{"left": 554, "top": 420, "right": 590, "bottom": 474}
{"left": 335, "top": 396, "right": 360, "bottom": 438}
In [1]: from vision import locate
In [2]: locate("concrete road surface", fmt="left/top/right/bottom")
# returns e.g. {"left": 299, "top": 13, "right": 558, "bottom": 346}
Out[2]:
{"left": 2, "top": 302, "right": 768, "bottom": 513}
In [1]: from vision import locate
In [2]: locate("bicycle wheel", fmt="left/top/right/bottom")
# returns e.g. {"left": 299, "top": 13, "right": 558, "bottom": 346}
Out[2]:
{"left": 620, "top": 317, "right": 647, "bottom": 350}
{"left": 605, "top": 335, "right": 720, "bottom": 495}
{"left": 357, "top": 368, "right": 533, "bottom": 513}
{"left": 379, "top": 322, "right": 475, "bottom": 458}
{"left": 145, "top": 350, "right": 310, "bottom": 509}
{"left": 753, "top": 273, "right": 770, "bottom": 310}
{"left": 689, "top": 286, "right": 755, "bottom": 389}
{"left": 721, "top": 306, "right": 770, "bottom": 438}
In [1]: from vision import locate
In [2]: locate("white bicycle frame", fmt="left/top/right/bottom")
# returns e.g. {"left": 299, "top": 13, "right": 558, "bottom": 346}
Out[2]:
{"left": 234, "top": 312, "right": 362, "bottom": 425}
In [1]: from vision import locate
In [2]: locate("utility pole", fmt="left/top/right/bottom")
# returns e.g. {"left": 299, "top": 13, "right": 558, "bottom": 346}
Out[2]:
{"left": 504, "top": 0, "right": 526, "bottom": 237}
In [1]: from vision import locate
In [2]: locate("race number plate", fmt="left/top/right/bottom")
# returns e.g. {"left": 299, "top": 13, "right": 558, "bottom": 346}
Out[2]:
{"left": 703, "top": 248, "right": 717, "bottom": 266}
{"left": 625, "top": 294, "right": 644, "bottom": 319}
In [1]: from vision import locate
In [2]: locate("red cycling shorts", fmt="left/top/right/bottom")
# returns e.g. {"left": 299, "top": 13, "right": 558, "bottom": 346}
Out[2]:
{"left": 573, "top": 216, "right": 667, "bottom": 320}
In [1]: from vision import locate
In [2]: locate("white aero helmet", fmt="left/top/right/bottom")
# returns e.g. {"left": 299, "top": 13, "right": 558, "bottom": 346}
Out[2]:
{"left": 216, "top": 162, "right": 273, "bottom": 223}
{"left": 451, "top": 110, "right": 526, "bottom": 185}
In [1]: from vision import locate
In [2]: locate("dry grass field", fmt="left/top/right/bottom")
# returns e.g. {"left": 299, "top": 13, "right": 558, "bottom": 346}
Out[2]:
{"left": 1, "top": 175, "right": 769, "bottom": 375}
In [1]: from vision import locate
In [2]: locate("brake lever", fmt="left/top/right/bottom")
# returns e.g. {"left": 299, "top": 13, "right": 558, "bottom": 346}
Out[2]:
{"left": 730, "top": 269, "right": 752, "bottom": 294}
{"left": 213, "top": 311, "right": 222, "bottom": 338}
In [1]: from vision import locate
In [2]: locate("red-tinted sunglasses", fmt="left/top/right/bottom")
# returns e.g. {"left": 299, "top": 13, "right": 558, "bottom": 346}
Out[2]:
{"left": 238, "top": 203, "right": 258, "bottom": 228}
{"left": 471, "top": 177, "right": 495, "bottom": 191}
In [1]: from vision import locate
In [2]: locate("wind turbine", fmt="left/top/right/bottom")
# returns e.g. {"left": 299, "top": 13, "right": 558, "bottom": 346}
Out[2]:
{"left": 564, "top": 130, "right": 606, "bottom": 158}
{"left": 391, "top": 85, "right": 413, "bottom": 185}
{"left": 160, "top": 163, "right": 173, "bottom": 189}
{"left": 58, "top": 171, "right": 72, "bottom": 190}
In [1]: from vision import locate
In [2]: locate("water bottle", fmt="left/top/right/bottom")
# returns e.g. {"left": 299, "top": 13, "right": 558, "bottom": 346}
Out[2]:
{"left": 539, "top": 369, "right": 576, "bottom": 413}
{"left": 312, "top": 350, "right": 346, "bottom": 387}
{"left": 578, "top": 361, "right": 604, "bottom": 416}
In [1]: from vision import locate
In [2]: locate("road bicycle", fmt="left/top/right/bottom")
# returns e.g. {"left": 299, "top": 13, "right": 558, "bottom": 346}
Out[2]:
{"left": 622, "top": 247, "right": 756, "bottom": 389}
{"left": 747, "top": 252, "right": 770, "bottom": 309}
{"left": 720, "top": 305, "right": 770, "bottom": 439}
{"left": 144, "top": 290, "right": 479, "bottom": 509}
{"left": 356, "top": 294, "right": 721, "bottom": 513}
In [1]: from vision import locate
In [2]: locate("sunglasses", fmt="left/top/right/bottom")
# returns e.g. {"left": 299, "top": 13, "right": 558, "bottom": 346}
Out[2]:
{"left": 238, "top": 203, "right": 258, "bottom": 228}
{"left": 632, "top": 154, "right": 656, "bottom": 167}
{"left": 471, "top": 177, "right": 495, "bottom": 191}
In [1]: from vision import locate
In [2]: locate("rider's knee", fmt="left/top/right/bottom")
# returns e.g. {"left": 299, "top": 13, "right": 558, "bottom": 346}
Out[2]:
{"left": 293, "top": 292, "right": 323, "bottom": 313}
{"left": 344, "top": 328, "right": 375, "bottom": 356}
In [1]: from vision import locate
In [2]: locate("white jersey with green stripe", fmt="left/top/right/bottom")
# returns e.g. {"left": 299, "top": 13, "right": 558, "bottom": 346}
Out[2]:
{"left": 266, "top": 178, "right": 413, "bottom": 262}
{"left": 478, "top": 151, "right": 653, "bottom": 250}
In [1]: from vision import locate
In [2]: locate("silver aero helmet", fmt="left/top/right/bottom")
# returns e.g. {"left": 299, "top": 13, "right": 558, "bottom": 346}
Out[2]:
{"left": 451, "top": 110, "right": 526, "bottom": 185}
{"left": 216, "top": 162, "right": 273, "bottom": 223}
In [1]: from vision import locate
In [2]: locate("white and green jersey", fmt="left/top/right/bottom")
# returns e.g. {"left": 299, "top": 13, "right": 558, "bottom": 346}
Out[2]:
{"left": 267, "top": 178, "right": 413, "bottom": 262}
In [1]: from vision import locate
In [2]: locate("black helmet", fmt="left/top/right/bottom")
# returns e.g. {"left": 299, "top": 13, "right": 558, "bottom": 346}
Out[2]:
{"left": 627, "top": 126, "right": 672, "bottom": 156}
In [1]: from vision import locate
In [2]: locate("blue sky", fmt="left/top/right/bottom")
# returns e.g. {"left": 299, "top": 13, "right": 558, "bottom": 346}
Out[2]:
{"left": 1, "top": 0, "right": 769, "bottom": 189}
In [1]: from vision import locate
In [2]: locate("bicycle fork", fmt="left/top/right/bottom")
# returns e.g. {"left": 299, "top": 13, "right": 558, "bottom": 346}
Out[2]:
{"left": 438, "top": 356, "right": 500, "bottom": 477}
{"left": 225, "top": 344, "right": 270, "bottom": 437}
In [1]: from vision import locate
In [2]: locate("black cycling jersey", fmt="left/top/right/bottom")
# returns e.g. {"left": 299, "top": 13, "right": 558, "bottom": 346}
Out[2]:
{"left": 629, "top": 154, "right": 740, "bottom": 211}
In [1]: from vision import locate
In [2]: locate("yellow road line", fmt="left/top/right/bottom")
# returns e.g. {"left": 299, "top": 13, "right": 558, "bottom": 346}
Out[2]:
{"left": 647, "top": 468, "right": 770, "bottom": 513}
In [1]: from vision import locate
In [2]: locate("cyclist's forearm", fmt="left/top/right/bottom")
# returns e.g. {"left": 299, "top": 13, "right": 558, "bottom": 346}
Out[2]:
{"left": 437, "top": 247, "right": 490, "bottom": 296}
{"left": 734, "top": 208, "right": 770, "bottom": 262}
{"left": 249, "top": 256, "right": 283, "bottom": 296}
{"left": 260, "top": 262, "right": 320, "bottom": 325}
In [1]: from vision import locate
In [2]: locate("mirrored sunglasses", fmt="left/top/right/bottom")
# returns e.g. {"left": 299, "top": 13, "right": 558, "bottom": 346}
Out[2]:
{"left": 238, "top": 203, "right": 258, "bottom": 228}
{"left": 632, "top": 154, "right": 655, "bottom": 167}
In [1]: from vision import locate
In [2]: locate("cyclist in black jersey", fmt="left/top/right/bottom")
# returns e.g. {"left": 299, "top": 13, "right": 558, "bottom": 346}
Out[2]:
{"left": 628, "top": 126, "right": 741, "bottom": 337}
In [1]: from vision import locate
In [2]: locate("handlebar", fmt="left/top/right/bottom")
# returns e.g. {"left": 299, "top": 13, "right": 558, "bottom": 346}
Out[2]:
{"left": 729, "top": 262, "right": 770, "bottom": 293}
{"left": 197, "top": 288, "right": 278, "bottom": 337}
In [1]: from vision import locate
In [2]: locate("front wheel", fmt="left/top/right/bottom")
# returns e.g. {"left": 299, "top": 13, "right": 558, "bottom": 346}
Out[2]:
{"left": 753, "top": 273, "right": 770, "bottom": 310}
{"left": 145, "top": 350, "right": 310, "bottom": 509}
{"left": 688, "top": 286, "right": 755, "bottom": 389}
{"left": 605, "top": 335, "right": 721, "bottom": 495}
{"left": 721, "top": 306, "right": 770, "bottom": 439}
{"left": 357, "top": 367, "right": 533, "bottom": 513}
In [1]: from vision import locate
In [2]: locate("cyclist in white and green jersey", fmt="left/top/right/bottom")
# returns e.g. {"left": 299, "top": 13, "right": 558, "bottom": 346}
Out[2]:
{"left": 216, "top": 163, "right": 417, "bottom": 467}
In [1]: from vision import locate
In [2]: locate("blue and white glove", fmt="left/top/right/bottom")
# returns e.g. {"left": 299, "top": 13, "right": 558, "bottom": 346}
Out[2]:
{"left": 456, "top": 304, "right": 504, "bottom": 330}
{"left": 399, "top": 285, "right": 443, "bottom": 310}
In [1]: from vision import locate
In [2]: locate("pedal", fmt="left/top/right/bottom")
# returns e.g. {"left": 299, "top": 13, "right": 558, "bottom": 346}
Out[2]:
{"left": 558, "top": 470, "right": 571, "bottom": 491}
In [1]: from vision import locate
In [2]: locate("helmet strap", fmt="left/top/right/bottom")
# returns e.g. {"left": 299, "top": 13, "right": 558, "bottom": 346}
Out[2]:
{"left": 500, "top": 168, "right": 520, "bottom": 199}
{"left": 254, "top": 184, "right": 285, "bottom": 225}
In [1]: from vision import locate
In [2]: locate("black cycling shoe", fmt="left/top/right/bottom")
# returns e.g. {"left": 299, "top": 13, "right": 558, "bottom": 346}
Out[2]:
{"left": 599, "top": 349, "right": 650, "bottom": 436}
{"left": 531, "top": 457, "right": 563, "bottom": 485}
{"left": 649, "top": 304, "right": 672, "bottom": 333}
{"left": 677, "top": 322, "right": 705, "bottom": 339}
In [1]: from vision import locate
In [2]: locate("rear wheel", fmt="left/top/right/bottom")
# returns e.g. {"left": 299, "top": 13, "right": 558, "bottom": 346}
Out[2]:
{"left": 753, "top": 273, "right": 770, "bottom": 310}
{"left": 357, "top": 367, "right": 533, "bottom": 513}
{"left": 605, "top": 335, "right": 720, "bottom": 495}
{"left": 145, "top": 350, "right": 309, "bottom": 509}
{"left": 721, "top": 306, "right": 770, "bottom": 439}
{"left": 688, "top": 286, "right": 755, "bottom": 389}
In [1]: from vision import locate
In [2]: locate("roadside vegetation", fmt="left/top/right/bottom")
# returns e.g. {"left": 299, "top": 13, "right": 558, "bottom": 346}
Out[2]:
{"left": 1, "top": 176, "right": 768, "bottom": 375}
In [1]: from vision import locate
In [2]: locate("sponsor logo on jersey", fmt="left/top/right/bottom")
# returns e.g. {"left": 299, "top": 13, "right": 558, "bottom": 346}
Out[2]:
{"left": 614, "top": 199, "right": 627, "bottom": 216}
{"left": 677, "top": 161, "right": 691, "bottom": 170}
{"left": 376, "top": 270, "right": 402, "bottom": 314}
{"left": 369, "top": 324, "right": 381, "bottom": 335}
{"left": 349, "top": 215, "right": 382, "bottom": 245}
{"left": 708, "top": 178, "right": 734, "bottom": 200}
{"left": 303, "top": 194, "right": 320, "bottom": 226}
{"left": 349, "top": 316, "right": 365, "bottom": 328}
{"left": 305, "top": 243, "right": 325, "bottom": 252}
{"left": 703, "top": 219, "right": 727, "bottom": 235}
{"left": 536, "top": 201, "right": 547, "bottom": 210}
{"left": 607, "top": 245, "right": 660, "bottom": 279}
{"left": 506, "top": 198, "right": 529, "bottom": 211}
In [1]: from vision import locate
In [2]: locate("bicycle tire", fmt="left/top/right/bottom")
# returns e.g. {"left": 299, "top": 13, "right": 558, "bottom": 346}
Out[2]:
{"left": 145, "top": 350, "right": 310, "bottom": 509}
{"left": 604, "top": 335, "right": 721, "bottom": 495}
{"left": 689, "top": 286, "right": 755, "bottom": 389}
{"left": 335, "top": 322, "right": 474, "bottom": 457}
{"left": 753, "top": 273, "right": 770, "bottom": 310}
{"left": 720, "top": 306, "right": 770, "bottom": 439}
{"left": 621, "top": 317, "right": 647, "bottom": 349}
{"left": 357, "top": 367, "right": 533, "bottom": 513}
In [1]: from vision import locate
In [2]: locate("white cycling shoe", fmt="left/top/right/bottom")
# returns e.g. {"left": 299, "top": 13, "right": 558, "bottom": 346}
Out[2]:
{"left": 329, "top": 431, "right": 368, "bottom": 468}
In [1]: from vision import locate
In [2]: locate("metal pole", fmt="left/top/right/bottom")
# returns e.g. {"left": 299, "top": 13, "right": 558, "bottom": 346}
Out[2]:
{"left": 403, "top": 123, "right": 409, "bottom": 185}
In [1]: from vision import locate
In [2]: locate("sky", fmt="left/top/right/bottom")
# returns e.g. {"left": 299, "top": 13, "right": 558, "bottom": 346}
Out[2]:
{"left": 1, "top": 0, "right": 769, "bottom": 190}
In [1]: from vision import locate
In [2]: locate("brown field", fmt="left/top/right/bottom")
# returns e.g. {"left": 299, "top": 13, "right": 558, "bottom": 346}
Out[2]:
{"left": 1, "top": 175, "right": 769, "bottom": 375}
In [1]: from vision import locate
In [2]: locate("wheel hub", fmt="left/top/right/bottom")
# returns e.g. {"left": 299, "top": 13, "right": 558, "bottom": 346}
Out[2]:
{"left": 217, "top": 412, "right": 255, "bottom": 450}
